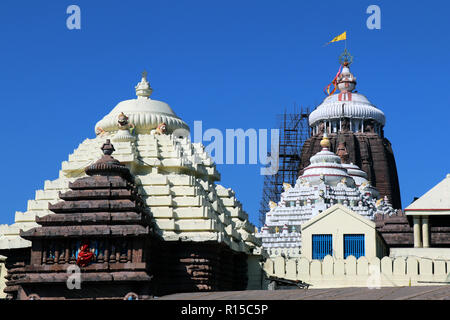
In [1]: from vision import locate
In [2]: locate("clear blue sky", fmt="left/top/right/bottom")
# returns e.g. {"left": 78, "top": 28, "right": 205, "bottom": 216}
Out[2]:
{"left": 0, "top": 0, "right": 449, "bottom": 227}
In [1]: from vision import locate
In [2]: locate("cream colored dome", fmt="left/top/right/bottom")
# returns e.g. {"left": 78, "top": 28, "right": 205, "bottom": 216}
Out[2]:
{"left": 95, "top": 72, "right": 189, "bottom": 135}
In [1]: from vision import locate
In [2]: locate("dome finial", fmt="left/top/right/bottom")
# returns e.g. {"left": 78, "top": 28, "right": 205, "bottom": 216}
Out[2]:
{"left": 336, "top": 53, "right": 357, "bottom": 93}
{"left": 135, "top": 70, "right": 153, "bottom": 99}
{"left": 320, "top": 131, "right": 331, "bottom": 149}
{"left": 101, "top": 139, "right": 115, "bottom": 155}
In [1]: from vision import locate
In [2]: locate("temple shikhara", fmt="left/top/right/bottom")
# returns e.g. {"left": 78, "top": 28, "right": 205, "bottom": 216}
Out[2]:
{"left": 300, "top": 51, "right": 402, "bottom": 210}
{"left": 0, "top": 72, "right": 262, "bottom": 300}
{"left": 256, "top": 51, "right": 398, "bottom": 257}
{"left": 255, "top": 51, "right": 450, "bottom": 287}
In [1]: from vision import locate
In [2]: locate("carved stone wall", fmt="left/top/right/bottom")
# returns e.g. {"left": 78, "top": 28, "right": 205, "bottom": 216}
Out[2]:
{"left": 375, "top": 211, "right": 414, "bottom": 248}
{"left": 153, "top": 242, "right": 248, "bottom": 296}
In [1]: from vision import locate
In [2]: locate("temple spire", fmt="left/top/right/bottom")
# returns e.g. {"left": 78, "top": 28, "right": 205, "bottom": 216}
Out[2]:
{"left": 135, "top": 70, "right": 153, "bottom": 98}
{"left": 336, "top": 51, "right": 357, "bottom": 93}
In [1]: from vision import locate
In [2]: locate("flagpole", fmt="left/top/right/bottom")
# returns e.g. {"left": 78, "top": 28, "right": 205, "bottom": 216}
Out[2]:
{"left": 345, "top": 32, "right": 347, "bottom": 51}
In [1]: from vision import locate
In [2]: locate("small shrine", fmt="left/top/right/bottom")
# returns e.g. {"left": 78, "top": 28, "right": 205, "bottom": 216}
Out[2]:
{"left": 2, "top": 140, "right": 159, "bottom": 300}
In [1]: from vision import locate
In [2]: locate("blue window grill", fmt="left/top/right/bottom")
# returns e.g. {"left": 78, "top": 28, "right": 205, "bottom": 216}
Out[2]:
{"left": 344, "top": 234, "right": 365, "bottom": 259}
{"left": 312, "top": 234, "right": 333, "bottom": 260}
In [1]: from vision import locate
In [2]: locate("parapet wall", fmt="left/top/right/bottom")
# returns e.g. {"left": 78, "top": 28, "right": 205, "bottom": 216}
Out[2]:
{"left": 263, "top": 255, "right": 450, "bottom": 289}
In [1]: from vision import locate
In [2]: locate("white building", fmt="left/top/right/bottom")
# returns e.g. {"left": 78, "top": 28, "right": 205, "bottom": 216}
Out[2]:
{"left": 301, "top": 204, "right": 388, "bottom": 260}
{"left": 256, "top": 134, "right": 395, "bottom": 258}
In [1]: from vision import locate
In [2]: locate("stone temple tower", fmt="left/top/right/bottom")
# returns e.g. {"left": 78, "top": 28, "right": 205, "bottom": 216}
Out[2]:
{"left": 299, "top": 51, "right": 402, "bottom": 209}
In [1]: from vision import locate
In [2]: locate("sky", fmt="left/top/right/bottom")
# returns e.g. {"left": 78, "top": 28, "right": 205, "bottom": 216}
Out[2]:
{"left": 0, "top": 0, "right": 449, "bottom": 227}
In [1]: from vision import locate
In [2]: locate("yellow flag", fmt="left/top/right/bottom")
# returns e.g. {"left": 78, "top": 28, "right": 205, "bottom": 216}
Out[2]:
{"left": 326, "top": 31, "right": 346, "bottom": 45}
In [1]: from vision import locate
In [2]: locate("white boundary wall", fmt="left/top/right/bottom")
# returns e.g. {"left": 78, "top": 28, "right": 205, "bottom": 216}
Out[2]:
{"left": 263, "top": 255, "right": 450, "bottom": 288}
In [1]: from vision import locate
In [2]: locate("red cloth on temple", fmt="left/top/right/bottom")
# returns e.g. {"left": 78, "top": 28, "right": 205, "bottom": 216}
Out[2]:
{"left": 76, "top": 241, "right": 95, "bottom": 267}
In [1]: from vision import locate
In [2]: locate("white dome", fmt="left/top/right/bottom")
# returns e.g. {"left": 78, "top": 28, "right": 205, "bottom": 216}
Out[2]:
{"left": 343, "top": 163, "right": 368, "bottom": 186}
{"left": 309, "top": 93, "right": 386, "bottom": 127}
{"left": 95, "top": 98, "right": 189, "bottom": 134}
{"left": 94, "top": 73, "right": 189, "bottom": 135}
{"left": 309, "top": 149, "right": 341, "bottom": 164}
{"left": 301, "top": 147, "right": 355, "bottom": 187}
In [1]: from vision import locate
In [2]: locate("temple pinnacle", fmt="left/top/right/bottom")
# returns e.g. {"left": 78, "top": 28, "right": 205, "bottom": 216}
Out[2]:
{"left": 101, "top": 139, "right": 115, "bottom": 155}
{"left": 135, "top": 70, "right": 153, "bottom": 98}
{"left": 320, "top": 132, "right": 331, "bottom": 149}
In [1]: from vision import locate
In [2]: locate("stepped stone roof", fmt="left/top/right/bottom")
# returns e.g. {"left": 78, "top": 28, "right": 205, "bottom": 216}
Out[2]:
{"left": 0, "top": 73, "right": 260, "bottom": 255}
{"left": 3, "top": 141, "right": 157, "bottom": 299}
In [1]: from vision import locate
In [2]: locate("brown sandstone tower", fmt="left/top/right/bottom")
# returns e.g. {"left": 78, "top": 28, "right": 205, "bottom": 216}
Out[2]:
{"left": 299, "top": 52, "right": 402, "bottom": 209}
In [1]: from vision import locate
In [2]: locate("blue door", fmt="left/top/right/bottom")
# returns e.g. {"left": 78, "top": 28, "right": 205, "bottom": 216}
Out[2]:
{"left": 344, "top": 234, "right": 365, "bottom": 259}
{"left": 312, "top": 234, "right": 333, "bottom": 260}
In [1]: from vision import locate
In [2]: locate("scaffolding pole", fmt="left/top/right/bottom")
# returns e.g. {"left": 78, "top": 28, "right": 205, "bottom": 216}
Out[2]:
{"left": 258, "top": 105, "right": 310, "bottom": 226}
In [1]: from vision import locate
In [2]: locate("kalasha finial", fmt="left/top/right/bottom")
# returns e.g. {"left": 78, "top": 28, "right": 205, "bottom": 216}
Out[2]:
{"left": 101, "top": 139, "right": 115, "bottom": 155}
{"left": 135, "top": 70, "right": 153, "bottom": 98}
{"left": 320, "top": 132, "right": 331, "bottom": 149}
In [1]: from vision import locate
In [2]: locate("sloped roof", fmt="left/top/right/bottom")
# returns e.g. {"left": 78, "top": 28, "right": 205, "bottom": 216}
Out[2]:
{"left": 301, "top": 203, "right": 376, "bottom": 231}
{"left": 405, "top": 174, "right": 450, "bottom": 215}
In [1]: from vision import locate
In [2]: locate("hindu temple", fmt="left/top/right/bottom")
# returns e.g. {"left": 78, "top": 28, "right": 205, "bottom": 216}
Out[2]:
{"left": 299, "top": 50, "right": 402, "bottom": 209}
{"left": 0, "top": 72, "right": 263, "bottom": 299}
